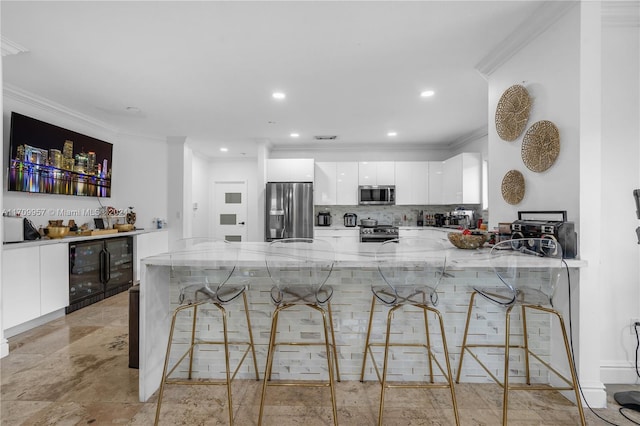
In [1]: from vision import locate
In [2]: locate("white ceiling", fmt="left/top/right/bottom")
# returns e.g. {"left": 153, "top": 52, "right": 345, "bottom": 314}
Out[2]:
{"left": 1, "top": 1, "right": 544, "bottom": 158}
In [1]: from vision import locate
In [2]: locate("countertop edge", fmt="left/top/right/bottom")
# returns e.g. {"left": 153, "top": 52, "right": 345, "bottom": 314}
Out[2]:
{"left": 3, "top": 228, "right": 168, "bottom": 250}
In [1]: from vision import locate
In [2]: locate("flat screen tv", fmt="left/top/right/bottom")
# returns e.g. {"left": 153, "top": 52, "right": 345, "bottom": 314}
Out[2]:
{"left": 8, "top": 112, "right": 113, "bottom": 197}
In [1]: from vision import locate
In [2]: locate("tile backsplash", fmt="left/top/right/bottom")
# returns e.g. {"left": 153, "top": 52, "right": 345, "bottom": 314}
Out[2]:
{"left": 315, "top": 204, "right": 483, "bottom": 227}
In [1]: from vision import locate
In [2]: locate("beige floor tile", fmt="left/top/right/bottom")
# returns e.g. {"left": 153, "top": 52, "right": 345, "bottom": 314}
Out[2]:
{"left": 0, "top": 291, "right": 637, "bottom": 425}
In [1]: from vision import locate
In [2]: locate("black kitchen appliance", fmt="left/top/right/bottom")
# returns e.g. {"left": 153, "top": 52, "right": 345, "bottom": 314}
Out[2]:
{"left": 510, "top": 211, "right": 577, "bottom": 258}
{"left": 360, "top": 224, "right": 399, "bottom": 243}
{"left": 67, "top": 236, "right": 133, "bottom": 313}
{"left": 343, "top": 213, "right": 357, "bottom": 227}
{"left": 317, "top": 211, "right": 332, "bottom": 226}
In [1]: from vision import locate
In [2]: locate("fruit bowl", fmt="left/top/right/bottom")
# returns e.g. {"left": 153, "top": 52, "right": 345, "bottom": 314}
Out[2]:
{"left": 47, "top": 226, "right": 70, "bottom": 239}
{"left": 447, "top": 232, "right": 487, "bottom": 249}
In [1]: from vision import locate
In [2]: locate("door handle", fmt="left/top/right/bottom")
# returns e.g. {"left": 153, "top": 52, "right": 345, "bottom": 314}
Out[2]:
{"left": 239, "top": 221, "right": 245, "bottom": 225}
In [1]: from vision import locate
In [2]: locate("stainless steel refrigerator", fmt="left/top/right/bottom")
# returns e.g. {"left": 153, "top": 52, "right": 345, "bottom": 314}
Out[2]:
{"left": 265, "top": 182, "right": 314, "bottom": 241}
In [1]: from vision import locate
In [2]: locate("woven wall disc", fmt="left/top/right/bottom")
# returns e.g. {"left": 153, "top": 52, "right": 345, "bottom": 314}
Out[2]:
{"left": 521, "top": 120, "right": 560, "bottom": 172}
{"left": 495, "top": 84, "right": 531, "bottom": 141}
{"left": 501, "top": 170, "right": 525, "bottom": 205}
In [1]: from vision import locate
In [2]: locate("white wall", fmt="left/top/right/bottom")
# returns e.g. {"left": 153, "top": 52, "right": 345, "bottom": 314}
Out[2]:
{"left": 2, "top": 93, "right": 168, "bottom": 231}
{"left": 190, "top": 152, "right": 210, "bottom": 238}
{"left": 488, "top": 10, "right": 580, "bottom": 230}
{"left": 599, "top": 12, "right": 640, "bottom": 383}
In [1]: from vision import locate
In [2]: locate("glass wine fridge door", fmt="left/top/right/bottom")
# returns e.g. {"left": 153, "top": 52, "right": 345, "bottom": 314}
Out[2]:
{"left": 104, "top": 236, "right": 133, "bottom": 296}
{"left": 69, "top": 241, "right": 105, "bottom": 305}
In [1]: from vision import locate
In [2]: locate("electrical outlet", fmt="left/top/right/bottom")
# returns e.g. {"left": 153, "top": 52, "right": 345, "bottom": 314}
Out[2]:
{"left": 631, "top": 318, "right": 640, "bottom": 335}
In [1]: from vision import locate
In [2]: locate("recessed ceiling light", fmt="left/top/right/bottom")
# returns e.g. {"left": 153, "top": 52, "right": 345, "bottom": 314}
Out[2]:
{"left": 420, "top": 90, "right": 435, "bottom": 98}
{"left": 387, "top": 131, "right": 397, "bottom": 137}
{"left": 290, "top": 133, "right": 300, "bottom": 138}
{"left": 220, "top": 147, "right": 228, "bottom": 152}
{"left": 272, "top": 92, "right": 286, "bottom": 100}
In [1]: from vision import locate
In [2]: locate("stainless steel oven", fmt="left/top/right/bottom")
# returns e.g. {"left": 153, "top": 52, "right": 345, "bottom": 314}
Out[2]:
{"left": 358, "top": 185, "right": 395, "bottom": 205}
{"left": 360, "top": 225, "right": 399, "bottom": 243}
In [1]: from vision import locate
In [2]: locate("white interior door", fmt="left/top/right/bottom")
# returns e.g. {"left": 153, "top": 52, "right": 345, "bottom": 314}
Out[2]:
{"left": 212, "top": 181, "right": 248, "bottom": 242}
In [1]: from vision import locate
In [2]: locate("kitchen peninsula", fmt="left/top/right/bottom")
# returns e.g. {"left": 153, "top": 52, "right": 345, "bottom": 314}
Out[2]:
{"left": 138, "top": 239, "right": 587, "bottom": 405}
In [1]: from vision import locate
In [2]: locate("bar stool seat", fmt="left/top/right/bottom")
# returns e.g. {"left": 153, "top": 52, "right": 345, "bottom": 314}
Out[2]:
{"left": 360, "top": 237, "right": 460, "bottom": 426}
{"left": 154, "top": 239, "right": 259, "bottom": 425}
{"left": 258, "top": 238, "right": 340, "bottom": 426}
{"left": 455, "top": 238, "right": 586, "bottom": 425}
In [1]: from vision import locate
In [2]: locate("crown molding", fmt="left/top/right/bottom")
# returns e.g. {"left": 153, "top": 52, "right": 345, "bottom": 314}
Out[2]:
{"left": 3, "top": 83, "right": 120, "bottom": 134}
{"left": 269, "top": 140, "right": 451, "bottom": 153}
{"left": 602, "top": 1, "right": 640, "bottom": 27}
{"left": 449, "top": 126, "right": 489, "bottom": 151}
{"left": 475, "top": 1, "right": 578, "bottom": 78}
{"left": 1, "top": 36, "right": 28, "bottom": 57}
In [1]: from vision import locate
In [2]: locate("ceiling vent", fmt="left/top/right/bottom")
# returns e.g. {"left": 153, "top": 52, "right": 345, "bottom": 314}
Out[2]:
{"left": 314, "top": 135, "right": 338, "bottom": 141}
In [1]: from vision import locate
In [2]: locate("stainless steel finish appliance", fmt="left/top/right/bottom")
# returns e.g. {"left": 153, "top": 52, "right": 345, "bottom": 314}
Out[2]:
{"left": 449, "top": 208, "right": 477, "bottom": 229}
{"left": 358, "top": 185, "right": 395, "bottom": 205}
{"left": 317, "top": 211, "right": 332, "bottom": 226}
{"left": 265, "top": 182, "right": 314, "bottom": 241}
{"left": 360, "top": 224, "right": 399, "bottom": 243}
{"left": 3, "top": 216, "right": 24, "bottom": 243}
{"left": 343, "top": 213, "right": 357, "bottom": 227}
{"left": 68, "top": 236, "right": 133, "bottom": 313}
{"left": 510, "top": 210, "right": 577, "bottom": 259}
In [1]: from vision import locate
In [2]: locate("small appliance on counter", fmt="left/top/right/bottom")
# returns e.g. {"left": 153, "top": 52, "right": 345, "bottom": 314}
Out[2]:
{"left": 317, "top": 211, "right": 332, "bottom": 226}
{"left": 343, "top": 213, "right": 357, "bottom": 227}
{"left": 449, "top": 207, "right": 478, "bottom": 229}
{"left": 510, "top": 210, "right": 577, "bottom": 258}
{"left": 3, "top": 216, "right": 25, "bottom": 243}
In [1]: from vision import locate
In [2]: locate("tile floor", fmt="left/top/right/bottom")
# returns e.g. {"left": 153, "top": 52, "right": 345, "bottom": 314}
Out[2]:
{"left": 1, "top": 291, "right": 638, "bottom": 425}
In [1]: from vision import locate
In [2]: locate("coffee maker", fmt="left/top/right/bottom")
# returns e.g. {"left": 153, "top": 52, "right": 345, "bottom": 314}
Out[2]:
{"left": 449, "top": 208, "right": 477, "bottom": 229}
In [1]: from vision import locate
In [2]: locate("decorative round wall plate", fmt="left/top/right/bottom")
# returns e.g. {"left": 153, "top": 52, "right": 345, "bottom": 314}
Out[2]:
{"left": 495, "top": 84, "right": 531, "bottom": 141}
{"left": 501, "top": 170, "right": 525, "bottom": 205}
{"left": 521, "top": 120, "right": 560, "bottom": 172}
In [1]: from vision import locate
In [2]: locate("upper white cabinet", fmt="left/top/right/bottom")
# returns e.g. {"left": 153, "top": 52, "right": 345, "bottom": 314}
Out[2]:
{"left": 442, "top": 153, "right": 482, "bottom": 204}
{"left": 395, "top": 161, "right": 429, "bottom": 205}
{"left": 314, "top": 162, "right": 337, "bottom": 205}
{"left": 358, "top": 161, "right": 395, "bottom": 185}
{"left": 314, "top": 162, "right": 358, "bottom": 205}
{"left": 428, "top": 161, "right": 444, "bottom": 204}
{"left": 267, "top": 158, "right": 314, "bottom": 182}
{"left": 336, "top": 162, "right": 359, "bottom": 205}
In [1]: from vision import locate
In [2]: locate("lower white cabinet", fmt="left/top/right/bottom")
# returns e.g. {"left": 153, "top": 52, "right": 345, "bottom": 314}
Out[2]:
{"left": 2, "top": 244, "right": 69, "bottom": 331}
{"left": 40, "top": 244, "right": 70, "bottom": 316}
{"left": 2, "top": 246, "right": 41, "bottom": 330}
{"left": 314, "top": 228, "right": 359, "bottom": 245}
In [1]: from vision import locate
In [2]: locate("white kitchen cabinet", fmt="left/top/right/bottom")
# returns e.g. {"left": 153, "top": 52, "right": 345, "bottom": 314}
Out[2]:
{"left": 395, "top": 161, "right": 429, "bottom": 205}
{"left": 134, "top": 230, "right": 169, "bottom": 282}
{"left": 40, "top": 244, "right": 69, "bottom": 315}
{"left": 267, "top": 158, "right": 314, "bottom": 182}
{"left": 314, "top": 228, "right": 359, "bottom": 246}
{"left": 314, "top": 162, "right": 358, "bottom": 205}
{"left": 442, "top": 153, "right": 481, "bottom": 204}
{"left": 2, "top": 246, "right": 41, "bottom": 329}
{"left": 358, "top": 162, "right": 395, "bottom": 185}
{"left": 336, "top": 162, "right": 359, "bottom": 205}
{"left": 314, "top": 162, "right": 337, "bottom": 205}
{"left": 428, "top": 161, "right": 445, "bottom": 204}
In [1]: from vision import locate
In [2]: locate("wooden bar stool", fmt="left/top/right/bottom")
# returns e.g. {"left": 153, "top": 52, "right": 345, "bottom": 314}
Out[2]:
{"left": 360, "top": 237, "right": 460, "bottom": 425}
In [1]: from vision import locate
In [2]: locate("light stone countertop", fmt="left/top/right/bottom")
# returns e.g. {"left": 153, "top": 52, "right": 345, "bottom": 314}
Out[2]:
{"left": 142, "top": 239, "right": 587, "bottom": 269}
{"left": 2, "top": 228, "right": 166, "bottom": 250}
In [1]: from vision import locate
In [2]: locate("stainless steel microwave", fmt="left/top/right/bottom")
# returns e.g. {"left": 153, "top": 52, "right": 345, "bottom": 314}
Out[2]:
{"left": 358, "top": 185, "right": 395, "bottom": 205}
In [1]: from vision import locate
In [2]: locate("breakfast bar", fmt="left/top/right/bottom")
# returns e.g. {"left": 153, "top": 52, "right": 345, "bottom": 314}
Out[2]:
{"left": 138, "top": 239, "right": 588, "bottom": 405}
